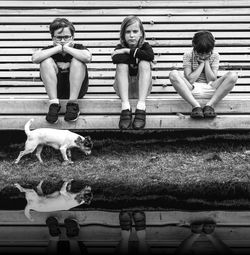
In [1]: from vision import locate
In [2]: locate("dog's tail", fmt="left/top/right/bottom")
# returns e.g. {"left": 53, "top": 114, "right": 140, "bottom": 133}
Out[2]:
{"left": 24, "top": 118, "right": 34, "bottom": 136}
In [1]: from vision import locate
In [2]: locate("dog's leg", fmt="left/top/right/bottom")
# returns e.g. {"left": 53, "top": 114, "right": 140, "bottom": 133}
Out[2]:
{"left": 60, "top": 146, "right": 73, "bottom": 165}
{"left": 15, "top": 141, "right": 37, "bottom": 164}
{"left": 35, "top": 145, "right": 44, "bottom": 164}
{"left": 59, "top": 181, "right": 70, "bottom": 197}
{"left": 66, "top": 149, "right": 72, "bottom": 161}
{"left": 14, "top": 183, "right": 26, "bottom": 193}
{"left": 24, "top": 205, "right": 34, "bottom": 221}
{"left": 36, "top": 180, "right": 44, "bottom": 196}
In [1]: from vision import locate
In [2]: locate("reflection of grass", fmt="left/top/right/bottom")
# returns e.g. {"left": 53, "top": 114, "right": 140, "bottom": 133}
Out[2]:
{"left": 1, "top": 131, "right": 250, "bottom": 209}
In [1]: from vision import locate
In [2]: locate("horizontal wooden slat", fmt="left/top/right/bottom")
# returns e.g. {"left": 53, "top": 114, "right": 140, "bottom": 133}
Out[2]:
{"left": 0, "top": 31, "right": 249, "bottom": 40}
{"left": 0, "top": 96, "right": 250, "bottom": 114}
{"left": 1, "top": 114, "right": 250, "bottom": 130}
{"left": 2, "top": 47, "right": 250, "bottom": 55}
{"left": 0, "top": 1, "right": 250, "bottom": 8}
{"left": 1, "top": 39, "right": 249, "bottom": 48}
{"left": 1, "top": 23, "right": 250, "bottom": 32}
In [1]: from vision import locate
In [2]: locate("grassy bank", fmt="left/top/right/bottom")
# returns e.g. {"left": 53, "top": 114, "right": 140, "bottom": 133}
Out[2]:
{"left": 1, "top": 131, "right": 250, "bottom": 210}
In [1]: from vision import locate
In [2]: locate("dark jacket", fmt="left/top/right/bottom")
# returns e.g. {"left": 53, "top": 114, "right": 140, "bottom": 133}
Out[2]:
{"left": 112, "top": 42, "right": 154, "bottom": 76}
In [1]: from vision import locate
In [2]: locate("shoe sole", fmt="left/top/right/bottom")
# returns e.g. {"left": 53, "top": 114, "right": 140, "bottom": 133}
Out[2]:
{"left": 46, "top": 217, "right": 61, "bottom": 236}
{"left": 64, "top": 218, "right": 80, "bottom": 237}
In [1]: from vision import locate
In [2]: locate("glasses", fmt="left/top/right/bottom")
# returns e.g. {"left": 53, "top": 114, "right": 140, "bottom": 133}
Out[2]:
{"left": 53, "top": 35, "right": 72, "bottom": 41}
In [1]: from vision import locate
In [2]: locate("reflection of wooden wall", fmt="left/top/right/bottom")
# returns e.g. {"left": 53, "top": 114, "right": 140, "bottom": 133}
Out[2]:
{"left": 1, "top": 210, "right": 250, "bottom": 254}
{"left": 1, "top": 1, "right": 250, "bottom": 130}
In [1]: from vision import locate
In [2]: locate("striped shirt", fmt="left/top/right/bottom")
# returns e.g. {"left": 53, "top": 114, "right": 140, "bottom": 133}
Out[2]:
{"left": 183, "top": 50, "right": 220, "bottom": 83}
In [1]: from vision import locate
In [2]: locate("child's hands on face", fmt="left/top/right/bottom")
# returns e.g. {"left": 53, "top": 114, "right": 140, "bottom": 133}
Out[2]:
{"left": 62, "top": 40, "right": 74, "bottom": 48}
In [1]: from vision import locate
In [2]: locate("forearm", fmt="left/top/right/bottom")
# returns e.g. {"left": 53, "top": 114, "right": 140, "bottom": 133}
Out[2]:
{"left": 63, "top": 46, "right": 92, "bottom": 63}
{"left": 186, "top": 63, "right": 205, "bottom": 84}
{"left": 32, "top": 45, "right": 61, "bottom": 63}
{"left": 204, "top": 61, "right": 217, "bottom": 82}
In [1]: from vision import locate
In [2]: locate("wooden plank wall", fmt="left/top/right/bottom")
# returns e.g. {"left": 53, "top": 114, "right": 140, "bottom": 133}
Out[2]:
{"left": 1, "top": 210, "right": 250, "bottom": 254}
{"left": 0, "top": 0, "right": 250, "bottom": 129}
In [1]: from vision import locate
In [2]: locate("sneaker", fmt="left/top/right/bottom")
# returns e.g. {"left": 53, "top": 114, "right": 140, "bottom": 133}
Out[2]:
{"left": 64, "top": 218, "right": 80, "bottom": 237}
{"left": 46, "top": 216, "right": 61, "bottom": 237}
{"left": 119, "top": 109, "right": 132, "bottom": 130}
{"left": 132, "top": 109, "right": 146, "bottom": 130}
{"left": 64, "top": 102, "right": 80, "bottom": 122}
{"left": 46, "top": 103, "right": 61, "bottom": 124}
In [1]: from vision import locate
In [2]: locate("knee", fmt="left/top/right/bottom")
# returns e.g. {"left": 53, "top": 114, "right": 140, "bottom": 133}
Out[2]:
{"left": 70, "top": 58, "right": 86, "bottom": 71}
{"left": 116, "top": 63, "right": 129, "bottom": 74}
{"left": 40, "top": 57, "right": 55, "bottom": 70}
{"left": 169, "top": 70, "right": 180, "bottom": 83}
{"left": 138, "top": 60, "right": 151, "bottom": 73}
{"left": 226, "top": 71, "right": 238, "bottom": 85}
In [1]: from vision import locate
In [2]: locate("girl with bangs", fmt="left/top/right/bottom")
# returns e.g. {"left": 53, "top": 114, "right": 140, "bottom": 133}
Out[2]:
{"left": 112, "top": 16, "right": 154, "bottom": 130}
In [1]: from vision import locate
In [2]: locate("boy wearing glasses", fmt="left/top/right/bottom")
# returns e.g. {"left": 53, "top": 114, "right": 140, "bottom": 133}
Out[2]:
{"left": 32, "top": 18, "right": 92, "bottom": 123}
{"left": 169, "top": 30, "right": 237, "bottom": 119}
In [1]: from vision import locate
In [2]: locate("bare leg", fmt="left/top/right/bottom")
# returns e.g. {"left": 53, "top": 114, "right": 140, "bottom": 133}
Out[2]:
{"left": 175, "top": 223, "right": 203, "bottom": 255}
{"left": 47, "top": 237, "right": 59, "bottom": 255}
{"left": 207, "top": 71, "right": 238, "bottom": 107}
{"left": 169, "top": 70, "right": 201, "bottom": 108}
{"left": 40, "top": 58, "right": 58, "bottom": 100}
{"left": 136, "top": 230, "right": 150, "bottom": 255}
{"left": 69, "top": 58, "right": 87, "bottom": 100}
{"left": 138, "top": 60, "right": 152, "bottom": 104}
{"left": 204, "top": 223, "right": 233, "bottom": 255}
{"left": 114, "top": 64, "right": 130, "bottom": 105}
{"left": 117, "top": 230, "right": 131, "bottom": 255}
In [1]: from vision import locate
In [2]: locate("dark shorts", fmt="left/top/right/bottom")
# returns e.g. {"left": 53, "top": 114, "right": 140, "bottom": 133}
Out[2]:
{"left": 57, "top": 68, "right": 89, "bottom": 99}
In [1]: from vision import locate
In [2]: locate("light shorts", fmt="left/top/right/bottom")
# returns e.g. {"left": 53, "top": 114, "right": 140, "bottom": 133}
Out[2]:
{"left": 191, "top": 81, "right": 216, "bottom": 99}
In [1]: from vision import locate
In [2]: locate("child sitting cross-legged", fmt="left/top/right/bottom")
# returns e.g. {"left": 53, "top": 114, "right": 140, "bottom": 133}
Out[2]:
{"left": 169, "top": 30, "right": 238, "bottom": 119}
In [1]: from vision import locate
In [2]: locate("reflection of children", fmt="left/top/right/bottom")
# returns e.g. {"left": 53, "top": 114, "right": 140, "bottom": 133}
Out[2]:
{"left": 169, "top": 30, "right": 237, "bottom": 119}
{"left": 175, "top": 222, "right": 233, "bottom": 255}
{"left": 46, "top": 217, "right": 85, "bottom": 255}
{"left": 111, "top": 16, "right": 154, "bottom": 130}
{"left": 32, "top": 18, "right": 92, "bottom": 124}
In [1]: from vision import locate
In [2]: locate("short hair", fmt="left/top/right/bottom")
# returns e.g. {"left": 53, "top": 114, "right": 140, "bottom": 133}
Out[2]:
{"left": 49, "top": 18, "right": 75, "bottom": 37}
{"left": 120, "top": 16, "right": 145, "bottom": 48}
{"left": 192, "top": 30, "right": 215, "bottom": 53}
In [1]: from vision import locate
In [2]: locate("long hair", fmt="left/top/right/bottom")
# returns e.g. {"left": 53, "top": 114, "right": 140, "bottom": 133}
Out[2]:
{"left": 49, "top": 18, "right": 75, "bottom": 37}
{"left": 120, "top": 16, "right": 145, "bottom": 48}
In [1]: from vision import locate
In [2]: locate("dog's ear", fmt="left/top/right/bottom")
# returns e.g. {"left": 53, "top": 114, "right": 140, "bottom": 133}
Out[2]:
{"left": 75, "top": 136, "right": 83, "bottom": 146}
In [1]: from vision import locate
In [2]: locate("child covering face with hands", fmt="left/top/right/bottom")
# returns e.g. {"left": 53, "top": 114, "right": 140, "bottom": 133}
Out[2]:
{"left": 169, "top": 30, "right": 237, "bottom": 119}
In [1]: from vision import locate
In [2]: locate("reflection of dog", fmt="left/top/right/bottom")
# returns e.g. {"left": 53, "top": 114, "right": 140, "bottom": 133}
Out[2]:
{"left": 15, "top": 119, "right": 93, "bottom": 164}
{"left": 14, "top": 181, "right": 93, "bottom": 221}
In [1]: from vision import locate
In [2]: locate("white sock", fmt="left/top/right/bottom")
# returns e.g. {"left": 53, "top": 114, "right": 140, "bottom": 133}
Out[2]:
{"left": 136, "top": 101, "right": 146, "bottom": 111}
{"left": 121, "top": 101, "right": 131, "bottom": 111}
{"left": 49, "top": 98, "right": 59, "bottom": 105}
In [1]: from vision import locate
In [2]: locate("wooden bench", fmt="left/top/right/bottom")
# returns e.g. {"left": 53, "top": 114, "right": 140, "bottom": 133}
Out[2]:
{"left": 1, "top": 0, "right": 250, "bottom": 130}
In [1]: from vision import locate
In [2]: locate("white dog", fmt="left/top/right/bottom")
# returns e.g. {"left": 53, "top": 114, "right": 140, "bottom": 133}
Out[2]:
{"left": 15, "top": 119, "right": 93, "bottom": 164}
{"left": 14, "top": 180, "right": 93, "bottom": 221}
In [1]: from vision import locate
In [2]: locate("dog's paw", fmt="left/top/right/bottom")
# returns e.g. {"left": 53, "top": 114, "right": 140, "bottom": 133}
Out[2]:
{"left": 14, "top": 183, "right": 22, "bottom": 190}
{"left": 62, "top": 160, "right": 74, "bottom": 166}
